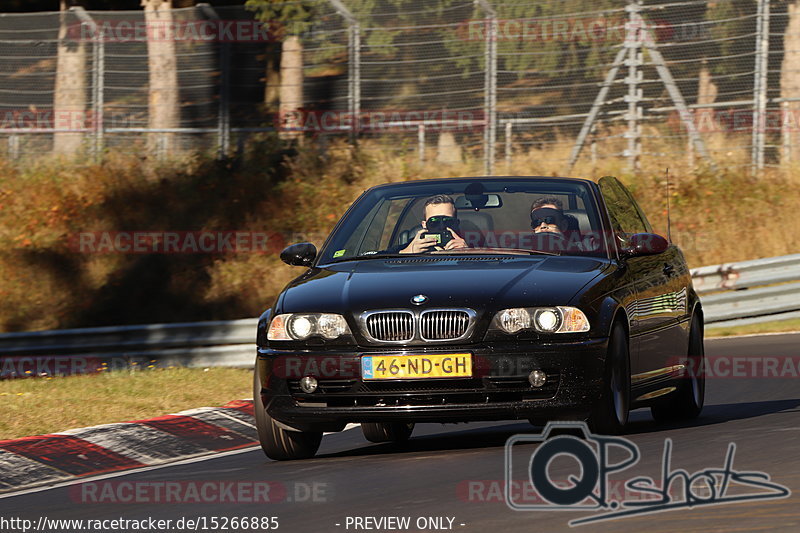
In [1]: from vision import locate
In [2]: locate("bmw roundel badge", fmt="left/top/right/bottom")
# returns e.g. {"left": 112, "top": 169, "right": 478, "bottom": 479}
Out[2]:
{"left": 411, "top": 294, "right": 428, "bottom": 305}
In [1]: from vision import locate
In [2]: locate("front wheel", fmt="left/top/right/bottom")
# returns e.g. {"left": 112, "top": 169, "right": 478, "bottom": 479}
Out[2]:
{"left": 361, "top": 422, "right": 415, "bottom": 443}
{"left": 651, "top": 313, "right": 705, "bottom": 422}
{"left": 254, "top": 372, "right": 322, "bottom": 460}
{"left": 589, "top": 322, "right": 631, "bottom": 435}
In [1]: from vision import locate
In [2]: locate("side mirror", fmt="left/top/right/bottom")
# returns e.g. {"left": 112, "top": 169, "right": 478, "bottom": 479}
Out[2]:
{"left": 280, "top": 242, "right": 317, "bottom": 267}
{"left": 621, "top": 233, "right": 669, "bottom": 257}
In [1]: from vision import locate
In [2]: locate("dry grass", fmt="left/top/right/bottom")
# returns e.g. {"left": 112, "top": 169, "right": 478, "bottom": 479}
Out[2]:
{"left": 0, "top": 367, "right": 252, "bottom": 440}
{"left": 1, "top": 133, "right": 799, "bottom": 332}
{"left": 706, "top": 318, "right": 800, "bottom": 338}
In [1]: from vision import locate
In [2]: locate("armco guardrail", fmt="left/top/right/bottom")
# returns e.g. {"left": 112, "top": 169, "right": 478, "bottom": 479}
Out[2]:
{"left": 1, "top": 254, "right": 799, "bottom": 375}
{"left": 0, "top": 318, "right": 257, "bottom": 356}
{"left": 0, "top": 319, "right": 257, "bottom": 375}
{"left": 691, "top": 253, "right": 800, "bottom": 328}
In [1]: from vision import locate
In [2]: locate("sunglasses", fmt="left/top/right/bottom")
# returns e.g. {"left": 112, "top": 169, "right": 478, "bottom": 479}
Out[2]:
{"left": 531, "top": 215, "right": 562, "bottom": 227}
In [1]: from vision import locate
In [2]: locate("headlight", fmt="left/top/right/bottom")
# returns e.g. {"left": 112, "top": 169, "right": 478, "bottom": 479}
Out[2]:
{"left": 497, "top": 308, "right": 531, "bottom": 333}
{"left": 268, "top": 313, "right": 352, "bottom": 341}
{"left": 493, "top": 307, "right": 589, "bottom": 334}
{"left": 317, "top": 314, "right": 348, "bottom": 339}
{"left": 534, "top": 308, "right": 560, "bottom": 332}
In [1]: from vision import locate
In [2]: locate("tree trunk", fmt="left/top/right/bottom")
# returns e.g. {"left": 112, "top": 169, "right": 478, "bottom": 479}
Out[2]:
{"left": 436, "top": 131, "right": 462, "bottom": 164}
{"left": 142, "top": 0, "right": 179, "bottom": 156}
{"left": 279, "top": 35, "right": 303, "bottom": 139}
{"left": 265, "top": 43, "right": 281, "bottom": 112}
{"left": 53, "top": 0, "right": 87, "bottom": 157}
{"left": 697, "top": 59, "right": 718, "bottom": 109}
{"left": 781, "top": 1, "right": 800, "bottom": 164}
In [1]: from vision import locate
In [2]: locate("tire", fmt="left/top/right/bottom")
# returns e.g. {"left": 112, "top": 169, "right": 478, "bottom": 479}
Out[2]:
{"left": 651, "top": 313, "right": 705, "bottom": 422}
{"left": 254, "top": 372, "right": 322, "bottom": 460}
{"left": 361, "top": 422, "right": 415, "bottom": 444}
{"left": 589, "top": 321, "right": 631, "bottom": 435}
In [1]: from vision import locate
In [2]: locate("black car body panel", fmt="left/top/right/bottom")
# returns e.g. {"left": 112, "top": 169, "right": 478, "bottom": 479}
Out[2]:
{"left": 255, "top": 177, "right": 702, "bottom": 432}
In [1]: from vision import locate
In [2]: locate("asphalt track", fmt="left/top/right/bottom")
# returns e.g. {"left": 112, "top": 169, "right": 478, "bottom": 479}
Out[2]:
{"left": 2, "top": 332, "right": 800, "bottom": 533}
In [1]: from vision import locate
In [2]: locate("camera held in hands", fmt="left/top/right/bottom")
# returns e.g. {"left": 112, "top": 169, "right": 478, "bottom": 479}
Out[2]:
{"left": 422, "top": 215, "right": 460, "bottom": 247}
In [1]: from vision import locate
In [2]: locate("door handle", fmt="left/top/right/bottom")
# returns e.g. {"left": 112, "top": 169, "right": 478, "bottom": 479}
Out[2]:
{"left": 663, "top": 263, "right": 675, "bottom": 276}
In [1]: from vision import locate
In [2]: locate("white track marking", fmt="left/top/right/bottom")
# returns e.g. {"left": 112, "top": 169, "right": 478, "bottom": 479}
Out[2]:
{"left": 0, "top": 424, "right": 360, "bottom": 500}
{"left": 706, "top": 331, "right": 800, "bottom": 340}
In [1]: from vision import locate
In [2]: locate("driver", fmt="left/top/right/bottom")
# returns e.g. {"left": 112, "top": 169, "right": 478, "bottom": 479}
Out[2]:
{"left": 400, "top": 195, "right": 468, "bottom": 254}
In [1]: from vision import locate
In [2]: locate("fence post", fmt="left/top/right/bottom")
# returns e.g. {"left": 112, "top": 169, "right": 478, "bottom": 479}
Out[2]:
{"left": 71, "top": 7, "right": 103, "bottom": 160}
{"left": 752, "top": 0, "right": 770, "bottom": 175}
{"left": 198, "top": 4, "right": 230, "bottom": 159}
{"left": 94, "top": 33, "right": 105, "bottom": 159}
{"left": 783, "top": 101, "right": 792, "bottom": 164}
{"left": 505, "top": 121, "right": 512, "bottom": 168}
{"left": 476, "top": 0, "right": 497, "bottom": 176}
{"left": 418, "top": 124, "right": 425, "bottom": 163}
{"left": 625, "top": 1, "right": 643, "bottom": 172}
{"left": 8, "top": 135, "right": 20, "bottom": 160}
{"left": 350, "top": 23, "right": 361, "bottom": 141}
{"left": 329, "top": 0, "right": 360, "bottom": 142}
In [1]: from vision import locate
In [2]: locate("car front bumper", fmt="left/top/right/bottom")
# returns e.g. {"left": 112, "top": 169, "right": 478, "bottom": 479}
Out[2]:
{"left": 256, "top": 338, "right": 608, "bottom": 432}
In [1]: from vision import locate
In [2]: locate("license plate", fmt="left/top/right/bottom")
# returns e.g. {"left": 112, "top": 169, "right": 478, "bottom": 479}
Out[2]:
{"left": 361, "top": 353, "right": 472, "bottom": 380}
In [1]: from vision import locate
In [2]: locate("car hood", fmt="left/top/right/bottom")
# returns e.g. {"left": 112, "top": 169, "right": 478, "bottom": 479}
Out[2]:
{"left": 278, "top": 256, "right": 610, "bottom": 315}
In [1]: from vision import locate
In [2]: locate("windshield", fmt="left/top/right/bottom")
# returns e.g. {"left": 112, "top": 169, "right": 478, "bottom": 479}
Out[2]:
{"left": 317, "top": 178, "right": 608, "bottom": 263}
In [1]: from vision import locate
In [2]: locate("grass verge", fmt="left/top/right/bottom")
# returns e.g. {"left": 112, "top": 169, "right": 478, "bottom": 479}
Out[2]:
{"left": 705, "top": 318, "right": 800, "bottom": 338}
{"left": 0, "top": 367, "right": 252, "bottom": 440}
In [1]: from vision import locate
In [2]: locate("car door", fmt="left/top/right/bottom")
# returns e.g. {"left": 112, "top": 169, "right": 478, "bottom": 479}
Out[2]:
{"left": 598, "top": 177, "right": 685, "bottom": 386}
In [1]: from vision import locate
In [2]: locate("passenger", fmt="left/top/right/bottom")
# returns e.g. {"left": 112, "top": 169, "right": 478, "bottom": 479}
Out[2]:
{"left": 529, "top": 197, "right": 585, "bottom": 252}
{"left": 530, "top": 196, "right": 569, "bottom": 235}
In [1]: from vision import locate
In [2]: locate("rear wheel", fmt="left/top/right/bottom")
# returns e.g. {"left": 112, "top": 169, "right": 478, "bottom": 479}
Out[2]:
{"left": 361, "top": 422, "right": 415, "bottom": 443}
{"left": 651, "top": 313, "right": 705, "bottom": 422}
{"left": 254, "top": 372, "right": 322, "bottom": 460}
{"left": 589, "top": 322, "right": 630, "bottom": 435}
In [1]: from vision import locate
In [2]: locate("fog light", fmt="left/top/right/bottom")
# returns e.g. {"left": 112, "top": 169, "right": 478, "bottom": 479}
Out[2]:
{"left": 528, "top": 370, "right": 547, "bottom": 388}
{"left": 299, "top": 376, "right": 318, "bottom": 393}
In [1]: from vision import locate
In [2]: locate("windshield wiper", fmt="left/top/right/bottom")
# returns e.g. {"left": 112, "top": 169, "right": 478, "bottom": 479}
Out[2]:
{"left": 433, "top": 248, "right": 559, "bottom": 256}
{"left": 324, "top": 252, "right": 409, "bottom": 264}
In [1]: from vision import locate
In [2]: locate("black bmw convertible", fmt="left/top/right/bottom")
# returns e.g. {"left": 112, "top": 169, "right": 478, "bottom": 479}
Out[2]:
{"left": 254, "top": 176, "right": 705, "bottom": 460}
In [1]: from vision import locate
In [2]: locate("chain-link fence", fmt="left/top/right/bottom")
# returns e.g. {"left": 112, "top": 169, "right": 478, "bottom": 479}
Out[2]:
{"left": 0, "top": 0, "right": 796, "bottom": 174}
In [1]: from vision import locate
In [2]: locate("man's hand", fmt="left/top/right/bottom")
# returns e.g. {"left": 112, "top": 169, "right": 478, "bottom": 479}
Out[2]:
{"left": 400, "top": 229, "right": 439, "bottom": 254}
{"left": 444, "top": 228, "right": 467, "bottom": 250}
